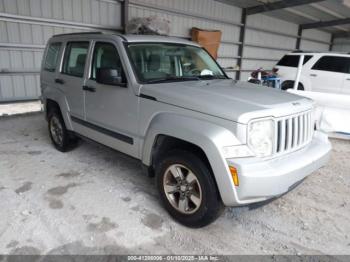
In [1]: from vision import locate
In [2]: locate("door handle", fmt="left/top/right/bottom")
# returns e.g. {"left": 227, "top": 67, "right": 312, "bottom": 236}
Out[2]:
{"left": 55, "top": 78, "right": 64, "bottom": 84}
{"left": 82, "top": 85, "right": 96, "bottom": 92}
{"left": 310, "top": 74, "right": 317, "bottom": 77}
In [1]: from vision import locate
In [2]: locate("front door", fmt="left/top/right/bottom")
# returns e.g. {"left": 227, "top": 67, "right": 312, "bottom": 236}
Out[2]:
{"left": 83, "top": 41, "right": 139, "bottom": 157}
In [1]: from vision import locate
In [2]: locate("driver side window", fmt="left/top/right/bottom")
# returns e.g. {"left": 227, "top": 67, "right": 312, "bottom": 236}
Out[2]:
{"left": 91, "top": 42, "right": 124, "bottom": 81}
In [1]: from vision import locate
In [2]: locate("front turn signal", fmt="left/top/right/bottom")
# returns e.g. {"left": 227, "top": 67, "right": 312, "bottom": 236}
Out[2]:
{"left": 229, "top": 166, "right": 239, "bottom": 186}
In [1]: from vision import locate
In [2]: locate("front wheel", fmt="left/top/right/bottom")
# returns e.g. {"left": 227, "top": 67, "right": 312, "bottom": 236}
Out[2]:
{"left": 155, "top": 150, "right": 223, "bottom": 228}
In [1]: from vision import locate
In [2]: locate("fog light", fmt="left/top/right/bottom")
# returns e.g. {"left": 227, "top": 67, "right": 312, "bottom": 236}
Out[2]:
{"left": 229, "top": 166, "right": 239, "bottom": 186}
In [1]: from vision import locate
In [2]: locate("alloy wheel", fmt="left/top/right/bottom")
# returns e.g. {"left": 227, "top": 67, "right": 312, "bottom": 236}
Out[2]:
{"left": 50, "top": 116, "right": 63, "bottom": 146}
{"left": 163, "top": 164, "right": 202, "bottom": 214}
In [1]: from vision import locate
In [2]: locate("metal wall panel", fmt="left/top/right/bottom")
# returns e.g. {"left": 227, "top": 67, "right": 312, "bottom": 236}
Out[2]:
{"left": 333, "top": 37, "right": 350, "bottom": 52}
{"left": 243, "top": 14, "right": 332, "bottom": 80}
{"left": 129, "top": 0, "right": 242, "bottom": 78}
{"left": 300, "top": 39, "right": 330, "bottom": 51}
{"left": 247, "top": 14, "right": 298, "bottom": 36}
{"left": 129, "top": 0, "right": 332, "bottom": 81}
{"left": 0, "top": 0, "right": 334, "bottom": 102}
{"left": 302, "top": 29, "right": 330, "bottom": 42}
{"left": 243, "top": 15, "right": 298, "bottom": 80}
{"left": 0, "top": 0, "right": 122, "bottom": 102}
{"left": 300, "top": 29, "right": 331, "bottom": 51}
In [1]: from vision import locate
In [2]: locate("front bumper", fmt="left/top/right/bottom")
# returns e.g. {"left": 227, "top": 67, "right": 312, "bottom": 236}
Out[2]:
{"left": 226, "top": 131, "right": 331, "bottom": 205}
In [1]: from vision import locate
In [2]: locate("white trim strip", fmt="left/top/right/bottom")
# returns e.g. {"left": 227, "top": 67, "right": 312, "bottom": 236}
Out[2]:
{"left": 0, "top": 43, "right": 45, "bottom": 50}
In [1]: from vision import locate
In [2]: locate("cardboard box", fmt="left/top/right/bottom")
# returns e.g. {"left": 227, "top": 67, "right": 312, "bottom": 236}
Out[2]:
{"left": 191, "top": 27, "right": 222, "bottom": 59}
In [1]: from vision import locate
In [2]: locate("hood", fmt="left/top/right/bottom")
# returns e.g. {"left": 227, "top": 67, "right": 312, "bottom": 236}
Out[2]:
{"left": 140, "top": 79, "right": 313, "bottom": 124}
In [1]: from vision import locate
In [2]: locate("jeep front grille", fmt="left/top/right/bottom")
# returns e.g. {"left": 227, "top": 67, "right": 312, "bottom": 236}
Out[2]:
{"left": 274, "top": 110, "right": 313, "bottom": 155}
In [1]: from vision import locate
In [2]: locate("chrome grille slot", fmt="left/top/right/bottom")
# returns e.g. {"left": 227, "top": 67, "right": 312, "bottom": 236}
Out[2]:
{"left": 275, "top": 111, "right": 313, "bottom": 155}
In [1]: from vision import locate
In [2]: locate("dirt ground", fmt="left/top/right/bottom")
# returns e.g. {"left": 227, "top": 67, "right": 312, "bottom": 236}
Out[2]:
{"left": 0, "top": 113, "right": 349, "bottom": 255}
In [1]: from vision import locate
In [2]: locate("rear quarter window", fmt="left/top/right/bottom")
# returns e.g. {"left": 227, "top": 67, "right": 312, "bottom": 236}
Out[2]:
{"left": 44, "top": 42, "right": 62, "bottom": 72}
{"left": 277, "top": 55, "right": 313, "bottom": 67}
{"left": 312, "top": 56, "right": 350, "bottom": 73}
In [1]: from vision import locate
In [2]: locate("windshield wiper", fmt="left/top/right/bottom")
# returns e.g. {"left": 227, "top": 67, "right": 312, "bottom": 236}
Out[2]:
{"left": 197, "top": 75, "right": 227, "bottom": 80}
{"left": 146, "top": 76, "right": 200, "bottom": 84}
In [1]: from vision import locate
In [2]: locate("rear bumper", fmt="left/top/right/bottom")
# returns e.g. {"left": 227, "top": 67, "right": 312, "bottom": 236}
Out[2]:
{"left": 226, "top": 131, "right": 331, "bottom": 205}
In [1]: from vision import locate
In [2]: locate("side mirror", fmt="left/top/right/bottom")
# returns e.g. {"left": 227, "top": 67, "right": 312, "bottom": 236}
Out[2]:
{"left": 96, "top": 68, "right": 126, "bottom": 87}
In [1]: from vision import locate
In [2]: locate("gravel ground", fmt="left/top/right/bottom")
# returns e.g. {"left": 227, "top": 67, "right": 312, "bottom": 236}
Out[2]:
{"left": 0, "top": 113, "right": 349, "bottom": 255}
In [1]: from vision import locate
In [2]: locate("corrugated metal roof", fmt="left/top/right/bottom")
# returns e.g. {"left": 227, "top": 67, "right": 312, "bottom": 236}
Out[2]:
{"left": 215, "top": 0, "right": 350, "bottom": 36}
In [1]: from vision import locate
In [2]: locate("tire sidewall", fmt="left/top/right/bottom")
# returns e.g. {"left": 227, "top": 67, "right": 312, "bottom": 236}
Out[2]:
{"left": 48, "top": 110, "right": 69, "bottom": 152}
{"left": 156, "top": 150, "right": 222, "bottom": 228}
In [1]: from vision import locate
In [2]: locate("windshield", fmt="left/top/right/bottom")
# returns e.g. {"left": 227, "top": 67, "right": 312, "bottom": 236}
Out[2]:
{"left": 126, "top": 43, "right": 227, "bottom": 84}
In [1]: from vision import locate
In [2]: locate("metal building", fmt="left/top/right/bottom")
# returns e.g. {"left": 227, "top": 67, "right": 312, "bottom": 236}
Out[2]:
{"left": 0, "top": 0, "right": 349, "bottom": 102}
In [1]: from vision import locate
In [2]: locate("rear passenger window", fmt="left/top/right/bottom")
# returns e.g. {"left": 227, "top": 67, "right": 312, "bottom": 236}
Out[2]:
{"left": 312, "top": 56, "right": 350, "bottom": 73}
{"left": 62, "top": 42, "right": 89, "bottom": 77}
{"left": 44, "top": 42, "right": 61, "bottom": 72}
{"left": 277, "top": 55, "right": 312, "bottom": 67}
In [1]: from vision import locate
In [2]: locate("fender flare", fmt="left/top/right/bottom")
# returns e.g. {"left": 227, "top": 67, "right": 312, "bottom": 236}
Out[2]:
{"left": 141, "top": 112, "right": 241, "bottom": 206}
{"left": 43, "top": 87, "right": 73, "bottom": 130}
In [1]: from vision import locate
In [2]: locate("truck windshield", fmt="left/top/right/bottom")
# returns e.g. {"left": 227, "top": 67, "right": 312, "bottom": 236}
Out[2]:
{"left": 126, "top": 43, "right": 227, "bottom": 84}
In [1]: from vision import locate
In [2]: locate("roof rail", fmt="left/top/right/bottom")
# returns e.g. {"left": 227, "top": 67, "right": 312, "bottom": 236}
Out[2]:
{"left": 292, "top": 50, "right": 349, "bottom": 55}
{"left": 52, "top": 32, "right": 103, "bottom": 38}
{"left": 51, "top": 31, "right": 128, "bottom": 41}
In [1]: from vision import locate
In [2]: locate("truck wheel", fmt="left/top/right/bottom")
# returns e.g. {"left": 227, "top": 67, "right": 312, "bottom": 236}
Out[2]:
{"left": 48, "top": 109, "right": 76, "bottom": 152}
{"left": 281, "top": 81, "right": 304, "bottom": 91}
{"left": 155, "top": 150, "right": 223, "bottom": 228}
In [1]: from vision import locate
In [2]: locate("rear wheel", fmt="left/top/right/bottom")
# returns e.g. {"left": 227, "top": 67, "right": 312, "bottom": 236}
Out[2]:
{"left": 155, "top": 150, "right": 223, "bottom": 228}
{"left": 281, "top": 81, "right": 304, "bottom": 91}
{"left": 48, "top": 109, "right": 77, "bottom": 152}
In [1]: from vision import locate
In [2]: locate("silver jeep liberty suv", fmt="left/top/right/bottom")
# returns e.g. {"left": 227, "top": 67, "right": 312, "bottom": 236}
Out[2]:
{"left": 40, "top": 32, "right": 331, "bottom": 227}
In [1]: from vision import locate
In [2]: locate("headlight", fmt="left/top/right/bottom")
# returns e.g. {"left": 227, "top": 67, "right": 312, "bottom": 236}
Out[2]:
{"left": 248, "top": 119, "right": 274, "bottom": 157}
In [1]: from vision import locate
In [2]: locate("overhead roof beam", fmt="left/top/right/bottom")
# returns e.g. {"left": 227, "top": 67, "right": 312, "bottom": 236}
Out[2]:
{"left": 246, "top": 0, "right": 324, "bottom": 15}
{"left": 301, "top": 18, "right": 350, "bottom": 29}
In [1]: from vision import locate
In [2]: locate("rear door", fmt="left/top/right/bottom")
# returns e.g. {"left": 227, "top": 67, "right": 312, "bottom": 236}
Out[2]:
{"left": 309, "top": 56, "right": 347, "bottom": 93}
{"left": 57, "top": 41, "right": 90, "bottom": 119}
{"left": 41, "top": 41, "right": 63, "bottom": 100}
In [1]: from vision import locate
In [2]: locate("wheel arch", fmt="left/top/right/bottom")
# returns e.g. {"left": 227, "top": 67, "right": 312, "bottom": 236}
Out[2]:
{"left": 42, "top": 88, "right": 73, "bottom": 130}
{"left": 281, "top": 75, "right": 311, "bottom": 91}
{"left": 141, "top": 112, "right": 241, "bottom": 206}
{"left": 150, "top": 134, "right": 212, "bottom": 175}
{"left": 46, "top": 99, "right": 60, "bottom": 118}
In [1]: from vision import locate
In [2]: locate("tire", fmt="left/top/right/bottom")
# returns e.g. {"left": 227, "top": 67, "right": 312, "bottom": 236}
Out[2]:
{"left": 281, "top": 81, "right": 304, "bottom": 91}
{"left": 155, "top": 150, "right": 223, "bottom": 228}
{"left": 47, "top": 108, "right": 77, "bottom": 152}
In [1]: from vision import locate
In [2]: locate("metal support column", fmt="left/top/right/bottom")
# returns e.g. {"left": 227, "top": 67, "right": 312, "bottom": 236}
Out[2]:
{"left": 236, "top": 8, "right": 247, "bottom": 81}
{"left": 122, "top": 0, "right": 129, "bottom": 33}
{"left": 296, "top": 25, "right": 302, "bottom": 50}
{"left": 329, "top": 34, "right": 334, "bottom": 51}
